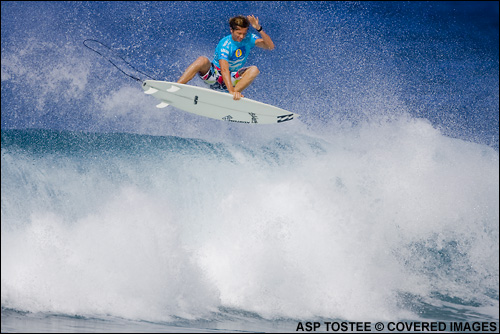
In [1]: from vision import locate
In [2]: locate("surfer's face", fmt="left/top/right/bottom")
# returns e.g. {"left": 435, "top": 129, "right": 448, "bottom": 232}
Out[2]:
{"left": 230, "top": 26, "right": 248, "bottom": 42}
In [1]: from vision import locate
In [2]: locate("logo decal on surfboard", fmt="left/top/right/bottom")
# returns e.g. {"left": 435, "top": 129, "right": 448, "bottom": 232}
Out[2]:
{"left": 249, "top": 113, "right": 258, "bottom": 124}
{"left": 222, "top": 115, "right": 250, "bottom": 123}
{"left": 277, "top": 114, "right": 294, "bottom": 123}
{"left": 194, "top": 96, "right": 198, "bottom": 105}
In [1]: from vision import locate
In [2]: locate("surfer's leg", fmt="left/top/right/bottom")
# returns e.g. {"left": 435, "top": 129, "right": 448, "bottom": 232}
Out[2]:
{"left": 177, "top": 56, "right": 211, "bottom": 84}
{"left": 233, "top": 66, "right": 260, "bottom": 92}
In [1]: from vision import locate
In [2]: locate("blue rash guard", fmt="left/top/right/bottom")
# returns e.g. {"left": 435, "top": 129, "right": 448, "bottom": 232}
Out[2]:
{"left": 212, "top": 33, "right": 259, "bottom": 71}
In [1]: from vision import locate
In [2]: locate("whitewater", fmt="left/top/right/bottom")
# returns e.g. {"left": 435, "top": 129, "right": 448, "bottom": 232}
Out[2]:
{"left": 1, "top": 1, "right": 499, "bottom": 332}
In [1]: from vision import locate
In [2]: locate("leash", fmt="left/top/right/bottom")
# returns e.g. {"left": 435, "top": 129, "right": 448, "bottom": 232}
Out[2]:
{"left": 83, "top": 39, "right": 157, "bottom": 82}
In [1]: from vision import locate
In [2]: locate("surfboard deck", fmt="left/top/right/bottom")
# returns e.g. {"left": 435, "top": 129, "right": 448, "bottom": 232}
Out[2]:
{"left": 142, "top": 80, "right": 298, "bottom": 124}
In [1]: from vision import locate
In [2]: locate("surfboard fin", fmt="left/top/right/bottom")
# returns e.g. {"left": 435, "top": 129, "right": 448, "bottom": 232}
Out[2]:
{"left": 156, "top": 101, "right": 170, "bottom": 108}
{"left": 144, "top": 87, "right": 159, "bottom": 95}
{"left": 167, "top": 85, "right": 180, "bottom": 93}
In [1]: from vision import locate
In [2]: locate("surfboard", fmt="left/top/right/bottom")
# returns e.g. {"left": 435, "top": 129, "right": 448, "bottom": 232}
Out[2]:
{"left": 142, "top": 80, "right": 299, "bottom": 124}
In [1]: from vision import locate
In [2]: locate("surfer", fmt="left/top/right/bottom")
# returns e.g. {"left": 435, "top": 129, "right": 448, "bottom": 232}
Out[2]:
{"left": 176, "top": 15, "right": 275, "bottom": 100}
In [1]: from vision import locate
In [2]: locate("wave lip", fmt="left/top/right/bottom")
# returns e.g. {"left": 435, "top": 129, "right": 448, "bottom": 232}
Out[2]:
{"left": 2, "top": 127, "right": 499, "bottom": 323}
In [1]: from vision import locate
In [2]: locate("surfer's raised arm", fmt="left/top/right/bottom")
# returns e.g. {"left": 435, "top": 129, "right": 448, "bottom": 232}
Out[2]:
{"left": 177, "top": 15, "right": 273, "bottom": 100}
{"left": 247, "top": 15, "right": 274, "bottom": 50}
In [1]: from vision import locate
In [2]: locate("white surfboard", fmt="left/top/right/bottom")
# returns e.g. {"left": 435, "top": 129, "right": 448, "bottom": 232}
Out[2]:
{"left": 142, "top": 80, "right": 299, "bottom": 124}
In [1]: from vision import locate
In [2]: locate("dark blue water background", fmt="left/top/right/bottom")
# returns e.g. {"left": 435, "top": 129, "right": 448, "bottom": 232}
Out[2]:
{"left": 1, "top": 1, "right": 498, "bottom": 147}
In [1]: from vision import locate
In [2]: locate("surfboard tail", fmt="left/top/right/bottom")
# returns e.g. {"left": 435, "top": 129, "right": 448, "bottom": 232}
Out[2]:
{"left": 144, "top": 87, "right": 158, "bottom": 95}
{"left": 166, "top": 86, "right": 180, "bottom": 93}
{"left": 156, "top": 101, "right": 170, "bottom": 108}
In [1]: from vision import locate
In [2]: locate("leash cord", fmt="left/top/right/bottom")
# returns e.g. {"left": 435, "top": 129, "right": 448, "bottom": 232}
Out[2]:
{"left": 83, "top": 39, "right": 157, "bottom": 82}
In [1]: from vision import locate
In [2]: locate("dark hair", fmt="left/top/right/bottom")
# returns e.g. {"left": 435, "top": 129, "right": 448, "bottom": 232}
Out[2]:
{"left": 229, "top": 16, "right": 250, "bottom": 30}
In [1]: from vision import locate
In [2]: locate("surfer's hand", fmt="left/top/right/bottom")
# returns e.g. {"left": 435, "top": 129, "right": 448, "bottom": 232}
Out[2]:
{"left": 247, "top": 15, "right": 260, "bottom": 30}
{"left": 231, "top": 91, "right": 243, "bottom": 100}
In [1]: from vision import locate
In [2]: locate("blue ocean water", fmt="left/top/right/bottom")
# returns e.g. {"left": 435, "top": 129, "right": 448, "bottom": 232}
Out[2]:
{"left": 1, "top": 1, "right": 499, "bottom": 333}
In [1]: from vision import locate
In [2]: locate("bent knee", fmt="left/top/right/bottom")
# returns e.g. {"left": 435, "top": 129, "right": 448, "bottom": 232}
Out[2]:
{"left": 250, "top": 66, "right": 260, "bottom": 74}
{"left": 245, "top": 66, "right": 260, "bottom": 77}
{"left": 196, "top": 56, "right": 210, "bottom": 65}
{"left": 195, "top": 57, "right": 211, "bottom": 74}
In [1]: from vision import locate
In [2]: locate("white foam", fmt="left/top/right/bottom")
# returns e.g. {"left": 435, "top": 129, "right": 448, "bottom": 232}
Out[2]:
{"left": 1, "top": 117, "right": 498, "bottom": 321}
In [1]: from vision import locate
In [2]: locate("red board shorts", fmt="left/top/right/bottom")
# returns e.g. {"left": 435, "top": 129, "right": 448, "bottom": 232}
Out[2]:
{"left": 199, "top": 63, "right": 248, "bottom": 92}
